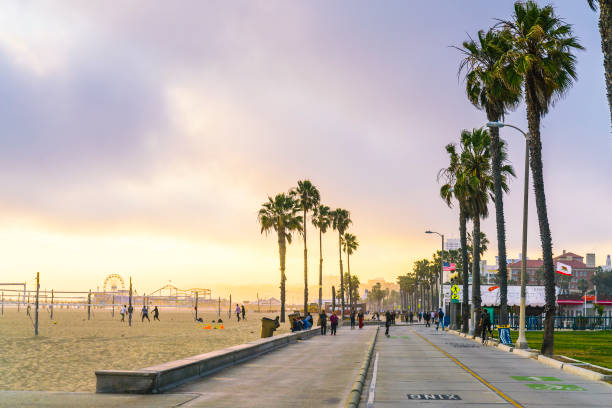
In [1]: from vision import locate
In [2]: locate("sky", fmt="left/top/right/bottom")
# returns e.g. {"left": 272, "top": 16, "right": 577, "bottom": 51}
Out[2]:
{"left": 0, "top": 1, "right": 610, "bottom": 300}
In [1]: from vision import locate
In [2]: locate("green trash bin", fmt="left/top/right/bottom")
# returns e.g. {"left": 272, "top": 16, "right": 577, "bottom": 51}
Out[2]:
{"left": 261, "top": 317, "right": 279, "bottom": 338}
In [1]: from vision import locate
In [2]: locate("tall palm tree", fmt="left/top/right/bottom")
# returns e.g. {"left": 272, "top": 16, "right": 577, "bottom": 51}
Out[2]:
{"left": 257, "top": 193, "right": 302, "bottom": 323}
{"left": 459, "top": 128, "right": 494, "bottom": 335}
{"left": 290, "top": 180, "right": 320, "bottom": 315}
{"left": 439, "top": 143, "right": 471, "bottom": 333}
{"left": 500, "top": 1, "right": 583, "bottom": 355}
{"left": 456, "top": 28, "right": 520, "bottom": 325}
{"left": 342, "top": 233, "right": 359, "bottom": 309}
{"left": 312, "top": 204, "right": 332, "bottom": 310}
{"left": 588, "top": 0, "right": 612, "bottom": 126}
{"left": 331, "top": 208, "right": 351, "bottom": 315}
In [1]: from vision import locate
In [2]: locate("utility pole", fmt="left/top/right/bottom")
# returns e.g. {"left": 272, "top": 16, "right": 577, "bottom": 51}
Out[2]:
{"left": 129, "top": 277, "right": 133, "bottom": 327}
{"left": 195, "top": 292, "right": 199, "bottom": 321}
{"left": 218, "top": 296, "right": 221, "bottom": 317}
{"left": 87, "top": 290, "right": 91, "bottom": 320}
{"left": 34, "top": 272, "right": 40, "bottom": 336}
{"left": 257, "top": 292, "right": 260, "bottom": 313}
{"left": 50, "top": 290, "right": 54, "bottom": 320}
{"left": 112, "top": 295, "right": 115, "bottom": 318}
{"left": 228, "top": 294, "right": 232, "bottom": 319}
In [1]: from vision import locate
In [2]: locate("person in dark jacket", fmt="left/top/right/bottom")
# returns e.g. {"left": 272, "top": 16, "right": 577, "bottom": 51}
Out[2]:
{"left": 329, "top": 312, "right": 339, "bottom": 335}
{"left": 436, "top": 308, "right": 445, "bottom": 331}
{"left": 319, "top": 310, "right": 328, "bottom": 335}
{"left": 385, "top": 311, "right": 392, "bottom": 336}
{"left": 480, "top": 309, "right": 492, "bottom": 344}
{"left": 350, "top": 310, "right": 356, "bottom": 329}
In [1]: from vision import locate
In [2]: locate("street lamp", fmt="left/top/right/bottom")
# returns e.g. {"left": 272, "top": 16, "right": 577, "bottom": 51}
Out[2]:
{"left": 425, "top": 230, "right": 444, "bottom": 311}
{"left": 487, "top": 121, "right": 530, "bottom": 349}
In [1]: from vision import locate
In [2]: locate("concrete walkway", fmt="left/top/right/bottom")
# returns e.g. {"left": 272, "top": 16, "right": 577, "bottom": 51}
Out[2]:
{"left": 364, "top": 324, "right": 611, "bottom": 407}
{"left": 0, "top": 326, "right": 377, "bottom": 407}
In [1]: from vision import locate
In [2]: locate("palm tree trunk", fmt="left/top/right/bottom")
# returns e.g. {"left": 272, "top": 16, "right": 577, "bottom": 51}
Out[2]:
{"left": 460, "top": 207, "right": 470, "bottom": 333}
{"left": 525, "top": 88, "right": 556, "bottom": 355}
{"left": 303, "top": 208, "right": 308, "bottom": 315}
{"left": 278, "top": 230, "right": 287, "bottom": 323}
{"left": 598, "top": 0, "right": 612, "bottom": 127}
{"left": 318, "top": 229, "right": 323, "bottom": 310}
{"left": 472, "top": 216, "right": 482, "bottom": 337}
{"left": 339, "top": 232, "right": 345, "bottom": 316}
{"left": 488, "top": 115, "right": 509, "bottom": 325}
{"left": 347, "top": 252, "right": 352, "bottom": 310}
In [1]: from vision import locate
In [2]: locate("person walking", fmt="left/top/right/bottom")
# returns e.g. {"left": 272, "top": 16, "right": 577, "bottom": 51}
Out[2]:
{"left": 480, "top": 309, "right": 492, "bottom": 344}
{"left": 319, "top": 310, "right": 328, "bottom": 335}
{"left": 152, "top": 306, "right": 160, "bottom": 321}
{"left": 424, "top": 311, "right": 431, "bottom": 327}
{"left": 141, "top": 305, "right": 150, "bottom": 322}
{"left": 350, "top": 310, "right": 356, "bottom": 329}
{"left": 329, "top": 312, "right": 338, "bottom": 336}
{"left": 120, "top": 304, "right": 127, "bottom": 322}
{"left": 409, "top": 311, "right": 414, "bottom": 323}
{"left": 436, "top": 308, "right": 445, "bottom": 331}
{"left": 241, "top": 304, "right": 246, "bottom": 321}
{"left": 385, "top": 311, "right": 392, "bottom": 336}
{"left": 235, "top": 304, "right": 241, "bottom": 322}
{"left": 358, "top": 310, "right": 364, "bottom": 329}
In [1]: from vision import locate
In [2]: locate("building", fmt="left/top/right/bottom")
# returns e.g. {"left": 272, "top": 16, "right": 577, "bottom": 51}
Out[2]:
{"left": 586, "top": 253, "right": 596, "bottom": 268}
{"left": 605, "top": 255, "right": 612, "bottom": 272}
{"left": 508, "top": 250, "right": 596, "bottom": 293}
{"left": 445, "top": 238, "right": 461, "bottom": 251}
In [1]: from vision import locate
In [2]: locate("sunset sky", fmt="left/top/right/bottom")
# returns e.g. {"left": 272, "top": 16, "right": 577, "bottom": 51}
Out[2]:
{"left": 1, "top": 1, "right": 610, "bottom": 300}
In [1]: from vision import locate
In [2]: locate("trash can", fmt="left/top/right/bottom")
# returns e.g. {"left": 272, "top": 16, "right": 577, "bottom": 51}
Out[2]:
{"left": 261, "top": 317, "right": 278, "bottom": 338}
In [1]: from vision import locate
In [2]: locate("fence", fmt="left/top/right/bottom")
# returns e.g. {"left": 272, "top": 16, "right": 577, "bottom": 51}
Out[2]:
{"left": 498, "top": 315, "right": 612, "bottom": 331}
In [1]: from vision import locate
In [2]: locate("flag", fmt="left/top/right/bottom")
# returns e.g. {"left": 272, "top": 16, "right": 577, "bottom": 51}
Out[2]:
{"left": 443, "top": 262, "right": 456, "bottom": 271}
{"left": 556, "top": 262, "right": 572, "bottom": 276}
{"left": 488, "top": 285, "right": 500, "bottom": 292}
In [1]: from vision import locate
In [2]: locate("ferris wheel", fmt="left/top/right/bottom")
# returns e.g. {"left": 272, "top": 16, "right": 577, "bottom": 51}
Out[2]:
{"left": 103, "top": 274, "right": 125, "bottom": 293}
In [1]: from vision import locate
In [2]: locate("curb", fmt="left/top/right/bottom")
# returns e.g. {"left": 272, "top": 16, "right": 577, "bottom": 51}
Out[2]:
{"left": 345, "top": 326, "right": 379, "bottom": 408}
{"left": 445, "top": 329, "right": 612, "bottom": 382}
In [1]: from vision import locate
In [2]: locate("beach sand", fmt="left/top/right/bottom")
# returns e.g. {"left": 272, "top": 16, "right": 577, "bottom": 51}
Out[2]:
{"left": 0, "top": 307, "right": 292, "bottom": 391}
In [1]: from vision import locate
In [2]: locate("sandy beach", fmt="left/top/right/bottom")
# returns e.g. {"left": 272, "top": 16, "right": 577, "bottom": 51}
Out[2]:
{"left": 0, "top": 307, "right": 292, "bottom": 391}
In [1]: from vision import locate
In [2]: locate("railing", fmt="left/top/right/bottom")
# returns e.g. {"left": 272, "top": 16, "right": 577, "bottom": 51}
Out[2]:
{"left": 496, "top": 315, "right": 612, "bottom": 331}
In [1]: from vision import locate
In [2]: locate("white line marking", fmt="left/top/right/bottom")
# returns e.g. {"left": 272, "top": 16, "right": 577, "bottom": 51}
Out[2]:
{"left": 366, "top": 352, "right": 379, "bottom": 408}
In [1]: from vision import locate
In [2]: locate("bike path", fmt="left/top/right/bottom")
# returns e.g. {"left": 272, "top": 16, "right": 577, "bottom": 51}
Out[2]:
{"left": 366, "top": 325, "right": 611, "bottom": 407}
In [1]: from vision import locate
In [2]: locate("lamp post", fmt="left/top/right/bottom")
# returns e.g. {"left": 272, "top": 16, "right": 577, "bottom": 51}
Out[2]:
{"left": 487, "top": 121, "right": 529, "bottom": 349}
{"left": 425, "top": 230, "right": 444, "bottom": 311}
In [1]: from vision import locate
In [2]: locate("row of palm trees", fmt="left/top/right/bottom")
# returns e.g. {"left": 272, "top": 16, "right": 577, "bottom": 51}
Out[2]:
{"left": 257, "top": 180, "right": 359, "bottom": 322}
{"left": 439, "top": 1, "right": 597, "bottom": 355}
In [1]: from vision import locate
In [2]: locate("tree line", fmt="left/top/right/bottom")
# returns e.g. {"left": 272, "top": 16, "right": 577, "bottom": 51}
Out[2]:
{"left": 257, "top": 180, "right": 359, "bottom": 322}
{"left": 412, "top": 1, "right": 609, "bottom": 356}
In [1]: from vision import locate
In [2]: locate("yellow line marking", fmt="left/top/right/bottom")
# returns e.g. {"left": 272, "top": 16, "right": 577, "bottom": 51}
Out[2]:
{"left": 411, "top": 329, "right": 524, "bottom": 408}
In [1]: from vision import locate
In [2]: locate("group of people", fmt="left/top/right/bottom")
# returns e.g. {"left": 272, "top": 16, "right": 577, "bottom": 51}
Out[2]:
{"left": 291, "top": 312, "right": 314, "bottom": 331}
{"left": 317, "top": 310, "right": 339, "bottom": 335}
{"left": 234, "top": 304, "right": 246, "bottom": 321}
{"left": 349, "top": 310, "right": 365, "bottom": 329}
{"left": 119, "top": 304, "right": 160, "bottom": 322}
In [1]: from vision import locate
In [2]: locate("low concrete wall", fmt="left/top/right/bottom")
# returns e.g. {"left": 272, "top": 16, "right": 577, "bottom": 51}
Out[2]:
{"left": 96, "top": 327, "right": 320, "bottom": 394}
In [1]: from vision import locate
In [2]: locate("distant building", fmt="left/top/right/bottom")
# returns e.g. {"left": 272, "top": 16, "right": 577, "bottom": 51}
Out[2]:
{"left": 508, "top": 250, "right": 596, "bottom": 293}
{"left": 445, "top": 238, "right": 461, "bottom": 251}
{"left": 606, "top": 255, "right": 612, "bottom": 272}
{"left": 586, "top": 253, "right": 596, "bottom": 268}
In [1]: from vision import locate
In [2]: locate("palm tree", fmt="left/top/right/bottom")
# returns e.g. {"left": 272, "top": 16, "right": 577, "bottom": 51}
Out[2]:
{"left": 257, "top": 193, "right": 302, "bottom": 322}
{"left": 312, "top": 204, "right": 332, "bottom": 310}
{"left": 342, "top": 233, "right": 359, "bottom": 309}
{"left": 290, "top": 180, "right": 320, "bottom": 315}
{"left": 500, "top": 1, "right": 583, "bottom": 355}
{"left": 331, "top": 208, "right": 351, "bottom": 315}
{"left": 460, "top": 128, "right": 494, "bottom": 335}
{"left": 439, "top": 143, "right": 471, "bottom": 333}
{"left": 588, "top": 0, "right": 612, "bottom": 126}
{"left": 456, "top": 28, "right": 520, "bottom": 325}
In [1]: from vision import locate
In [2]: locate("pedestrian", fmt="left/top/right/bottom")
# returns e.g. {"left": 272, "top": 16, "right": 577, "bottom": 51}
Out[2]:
{"left": 141, "top": 305, "right": 150, "bottom": 322}
{"left": 235, "top": 304, "right": 241, "bottom": 321}
{"left": 436, "top": 308, "right": 445, "bottom": 331}
{"left": 424, "top": 311, "right": 431, "bottom": 327}
{"left": 128, "top": 304, "right": 133, "bottom": 322}
{"left": 120, "top": 304, "right": 127, "bottom": 322}
{"left": 350, "top": 310, "right": 356, "bottom": 329}
{"left": 241, "top": 304, "right": 246, "bottom": 321}
{"left": 319, "top": 309, "right": 328, "bottom": 335}
{"left": 480, "top": 309, "right": 492, "bottom": 344}
{"left": 358, "top": 310, "right": 364, "bottom": 329}
{"left": 409, "top": 311, "right": 414, "bottom": 323}
{"left": 153, "top": 306, "right": 160, "bottom": 321}
{"left": 385, "top": 311, "right": 392, "bottom": 336}
{"left": 418, "top": 311, "right": 422, "bottom": 323}
{"left": 329, "top": 312, "right": 338, "bottom": 336}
